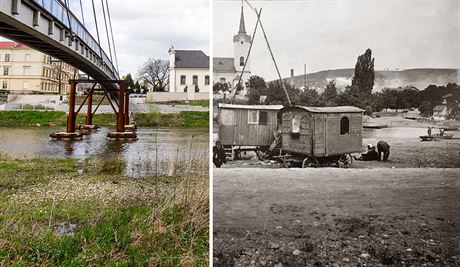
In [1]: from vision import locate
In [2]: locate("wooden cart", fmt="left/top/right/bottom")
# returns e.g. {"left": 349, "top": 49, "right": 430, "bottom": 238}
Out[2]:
{"left": 217, "top": 103, "right": 283, "bottom": 159}
{"left": 276, "top": 106, "right": 364, "bottom": 168}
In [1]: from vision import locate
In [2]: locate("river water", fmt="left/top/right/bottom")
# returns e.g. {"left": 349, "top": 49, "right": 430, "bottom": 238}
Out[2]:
{"left": 0, "top": 127, "right": 209, "bottom": 177}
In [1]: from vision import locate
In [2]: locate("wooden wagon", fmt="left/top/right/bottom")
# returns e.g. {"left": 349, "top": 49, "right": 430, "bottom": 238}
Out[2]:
{"left": 217, "top": 103, "right": 283, "bottom": 159}
{"left": 277, "top": 106, "right": 364, "bottom": 168}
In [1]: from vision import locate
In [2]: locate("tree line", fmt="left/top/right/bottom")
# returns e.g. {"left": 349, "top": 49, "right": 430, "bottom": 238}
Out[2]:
{"left": 242, "top": 48, "right": 459, "bottom": 118}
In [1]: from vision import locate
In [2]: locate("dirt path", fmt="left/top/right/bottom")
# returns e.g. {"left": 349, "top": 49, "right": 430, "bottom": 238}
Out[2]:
{"left": 213, "top": 168, "right": 460, "bottom": 266}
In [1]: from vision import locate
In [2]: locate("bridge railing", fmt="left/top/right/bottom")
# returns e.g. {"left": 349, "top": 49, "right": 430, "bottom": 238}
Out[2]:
{"left": 32, "top": 0, "right": 118, "bottom": 80}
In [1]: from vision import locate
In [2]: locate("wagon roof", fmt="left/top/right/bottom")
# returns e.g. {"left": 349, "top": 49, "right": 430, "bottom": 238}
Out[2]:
{"left": 218, "top": 103, "right": 283, "bottom": 110}
{"left": 282, "top": 106, "right": 364, "bottom": 113}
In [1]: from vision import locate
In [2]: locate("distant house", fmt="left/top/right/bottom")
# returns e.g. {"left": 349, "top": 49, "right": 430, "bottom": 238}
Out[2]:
{"left": 432, "top": 105, "right": 448, "bottom": 120}
{"left": 383, "top": 85, "right": 419, "bottom": 92}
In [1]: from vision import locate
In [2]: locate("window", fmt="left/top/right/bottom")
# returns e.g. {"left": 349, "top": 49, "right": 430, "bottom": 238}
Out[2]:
{"left": 239, "top": 56, "right": 244, "bottom": 66}
{"left": 192, "top": 75, "right": 198, "bottom": 85}
{"left": 2, "top": 81, "right": 7, "bottom": 89}
{"left": 5, "top": 54, "right": 10, "bottom": 62}
{"left": 3, "top": 67, "right": 9, "bottom": 76}
{"left": 248, "top": 110, "right": 259, "bottom": 124}
{"left": 259, "top": 111, "right": 268, "bottom": 125}
{"left": 180, "top": 75, "right": 186, "bottom": 85}
{"left": 204, "top": 75, "right": 209, "bottom": 85}
{"left": 23, "top": 66, "right": 30, "bottom": 75}
{"left": 340, "top": 116, "right": 350, "bottom": 135}
{"left": 292, "top": 115, "right": 301, "bottom": 133}
{"left": 220, "top": 77, "right": 226, "bottom": 83}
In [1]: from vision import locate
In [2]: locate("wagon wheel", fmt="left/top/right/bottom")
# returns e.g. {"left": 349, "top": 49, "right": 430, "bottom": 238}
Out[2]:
{"left": 302, "top": 157, "right": 318, "bottom": 168}
{"left": 338, "top": 154, "right": 353, "bottom": 168}
{"left": 255, "top": 147, "right": 270, "bottom": 161}
{"left": 282, "top": 156, "right": 291, "bottom": 168}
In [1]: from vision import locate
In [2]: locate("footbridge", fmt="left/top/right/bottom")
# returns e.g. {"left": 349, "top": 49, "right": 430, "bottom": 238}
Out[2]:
{"left": 0, "top": 0, "right": 135, "bottom": 138}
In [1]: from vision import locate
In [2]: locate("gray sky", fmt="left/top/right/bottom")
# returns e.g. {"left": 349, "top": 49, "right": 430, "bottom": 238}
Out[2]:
{"left": 3, "top": 0, "right": 210, "bottom": 79}
{"left": 214, "top": 0, "right": 460, "bottom": 80}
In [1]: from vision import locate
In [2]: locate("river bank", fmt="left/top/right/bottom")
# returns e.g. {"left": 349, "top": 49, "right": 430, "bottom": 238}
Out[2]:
{"left": 0, "top": 156, "right": 208, "bottom": 266}
{"left": 0, "top": 110, "right": 209, "bottom": 128}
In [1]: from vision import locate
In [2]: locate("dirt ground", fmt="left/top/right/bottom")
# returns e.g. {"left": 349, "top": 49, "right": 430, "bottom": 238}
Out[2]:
{"left": 216, "top": 116, "right": 460, "bottom": 169}
{"left": 213, "top": 168, "right": 460, "bottom": 266}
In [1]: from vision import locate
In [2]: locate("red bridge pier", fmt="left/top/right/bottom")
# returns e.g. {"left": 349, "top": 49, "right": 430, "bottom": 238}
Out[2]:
{"left": 51, "top": 79, "right": 137, "bottom": 140}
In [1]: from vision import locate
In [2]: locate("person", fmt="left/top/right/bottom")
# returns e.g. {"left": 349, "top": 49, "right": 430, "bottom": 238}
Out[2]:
{"left": 377, "top": 140, "right": 390, "bottom": 161}
{"left": 439, "top": 128, "right": 444, "bottom": 136}
{"left": 213, "top": 141, "right": 227, "bottom": 168}
{"left": 355, "top": 144, "right": 380, "bottom": 161}
{"left": 427, "top": 126, "right": 432, "bottom": 136}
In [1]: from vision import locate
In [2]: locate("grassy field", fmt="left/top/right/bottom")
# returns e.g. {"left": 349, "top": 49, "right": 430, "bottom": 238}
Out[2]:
{"left": 0, "top": 111, "right": 209, "bottom": 128}
{"left": 0, "top": 155, "right": 208, "bottom": 266}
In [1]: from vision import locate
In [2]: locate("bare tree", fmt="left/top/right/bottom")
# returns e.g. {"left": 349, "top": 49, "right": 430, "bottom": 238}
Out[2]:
{"left": 50, "top": 60, "right": 77, "bottom": 94}
{"left": 138, "top": 58, "right": 169, "bottom": 92}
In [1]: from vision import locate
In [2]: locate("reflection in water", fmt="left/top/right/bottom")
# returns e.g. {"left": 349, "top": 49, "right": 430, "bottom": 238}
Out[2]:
{"left": 0, "top": 127, "right": 208, "bottom": 177}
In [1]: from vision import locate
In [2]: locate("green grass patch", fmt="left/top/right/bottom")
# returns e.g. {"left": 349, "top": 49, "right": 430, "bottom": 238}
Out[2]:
{"left": 0, "top": 157, "right": 209, "bottom": 266}
{"left": 0, "top": 110, "right": 67, "bottom": 127}
{"left": 0, "top": 111, "right": 208, "bottom": 128}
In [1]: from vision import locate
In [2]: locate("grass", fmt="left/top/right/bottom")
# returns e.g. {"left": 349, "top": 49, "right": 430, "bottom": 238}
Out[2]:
{"left": 0, "top": 111, "right": 209, "bottom": 128}
{"left": 0, "top": 156, "right": 209, "bottom": 266}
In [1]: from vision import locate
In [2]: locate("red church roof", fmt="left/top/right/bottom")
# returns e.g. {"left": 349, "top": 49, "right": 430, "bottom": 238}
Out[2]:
{"left": 0, "top": 42, "right": 29, "bottom": 49}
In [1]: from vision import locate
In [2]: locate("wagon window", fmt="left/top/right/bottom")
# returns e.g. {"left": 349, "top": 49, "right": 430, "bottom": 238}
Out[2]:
{"left": 259, "top": 111, "right": 268, "bottom": 125}
{"left": 248, "top": 110, "right": 259, "bottom": 124}
{"left": 292, "top": 115, "right": 301, "bottom": 133}
{"left": 340, "top": 116, "right": 349, "bottom": 135}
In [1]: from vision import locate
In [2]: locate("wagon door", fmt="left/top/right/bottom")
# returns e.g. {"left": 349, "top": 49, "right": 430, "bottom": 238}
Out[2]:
{"left": 300, "top": 114, "right": 313, "bottom": 155}
{"left": 218, "top": 109, "right": 236, "bottom": 145}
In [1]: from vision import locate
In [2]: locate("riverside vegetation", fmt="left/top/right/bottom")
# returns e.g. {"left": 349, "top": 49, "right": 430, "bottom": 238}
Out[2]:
{"left": 0, "top": 110, "right": 209, "bottom": 128}
{"left": 0, "top": 154, "right": 209, "bottom": 266}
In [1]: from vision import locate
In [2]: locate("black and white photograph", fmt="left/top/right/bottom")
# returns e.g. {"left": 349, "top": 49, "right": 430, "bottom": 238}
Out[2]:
{"left": 213, "top": 0, "right": 460, "bottom": 266}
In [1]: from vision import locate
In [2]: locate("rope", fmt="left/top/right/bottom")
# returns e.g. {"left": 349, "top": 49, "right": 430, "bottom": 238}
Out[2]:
{"left": 105, "top": 0, "right": 120, "bottom": 74}
{"left": 243, "top": 0, "right": 292, "bottom": 106}
{"left": 100, "top": 0, "right": 114, "bottom": 63}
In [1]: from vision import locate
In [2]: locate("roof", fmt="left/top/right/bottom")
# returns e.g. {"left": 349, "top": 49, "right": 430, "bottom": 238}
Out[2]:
{"left": 175, "top": 50, "right": 209, "bottom": 68}
{"left": 282, "top": 106, "right": 364, "bottom": 113}
{"left": 213, "top": 57, "right": 235, "bottom": 73}
{"left": 433, "top": 105, "right": 446, "bottom": 111}
{"left": 0, "top": 42, "right": 28, "bottom": 49}
{"left": 219, "top": 103, "right": 283, "bottom": 110}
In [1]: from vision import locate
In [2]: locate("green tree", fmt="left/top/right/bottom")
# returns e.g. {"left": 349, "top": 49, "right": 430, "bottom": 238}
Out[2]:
{"left": 352, "top": 48, "right": 375, "bottom": 96}
{"left": 320, "top": 80, "right": 338, "bottom": 106}
{"left": 247, "top": 75, "right": 267, "bottom": 104}
{"left": 125, "top": 73, "right": 135, "bottom": 89}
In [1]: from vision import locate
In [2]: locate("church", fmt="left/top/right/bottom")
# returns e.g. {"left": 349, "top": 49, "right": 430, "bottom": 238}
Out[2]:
{"left": 213, "top": 5, "right": 251, "bottom": 95}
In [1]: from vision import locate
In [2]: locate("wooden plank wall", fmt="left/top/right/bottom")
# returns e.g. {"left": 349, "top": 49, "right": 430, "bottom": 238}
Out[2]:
{"left": 324, "top": 113, "right": 363, "bottom": 155}
{"left": 281, "top": 110, "right": 313, "bottom": 155}
{"left": 219, "top": 108, "right": 278, "bottom": 146}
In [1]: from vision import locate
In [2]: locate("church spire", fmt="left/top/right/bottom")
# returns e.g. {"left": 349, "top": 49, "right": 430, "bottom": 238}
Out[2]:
{"left": 238, "top": 2, "right": 246, "bottom": 34}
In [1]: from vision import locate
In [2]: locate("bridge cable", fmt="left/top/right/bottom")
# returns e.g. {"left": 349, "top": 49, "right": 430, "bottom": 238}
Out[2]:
{"left": 100, "top": 0, "right": 114, "bottom": 65}
{"left": 63, "top": 0, "right": 73, "bottom": 36}
{"left": 91, "top": 0, "right": 103, "bottom": 58}
{"left": 79, "top": 0, "right": 86, "bottom": 26}
{"left": 105, "top": 0, "right": 120, "bottom": 74}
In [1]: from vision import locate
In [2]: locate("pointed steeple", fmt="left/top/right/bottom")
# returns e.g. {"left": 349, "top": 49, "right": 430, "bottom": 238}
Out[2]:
{"left": 238, "top": 3, "right": 246, "bottom": 34}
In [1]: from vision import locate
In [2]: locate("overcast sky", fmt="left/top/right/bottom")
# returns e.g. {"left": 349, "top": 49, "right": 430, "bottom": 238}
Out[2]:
{"left": 2, "top": 0, "right": 210, "bottom": 79}
{"left": 214, "top": 0, "right": 460, "bottom": 80}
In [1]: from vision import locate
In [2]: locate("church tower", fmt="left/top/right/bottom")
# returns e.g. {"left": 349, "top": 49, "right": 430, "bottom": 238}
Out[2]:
{"left": 233, "top": 4, "right": 251, "bottom": 74}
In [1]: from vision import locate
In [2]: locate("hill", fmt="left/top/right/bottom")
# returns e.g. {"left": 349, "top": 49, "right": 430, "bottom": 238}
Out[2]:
{"left": 280, "top": 68, "right": 460, "bottom": 92}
